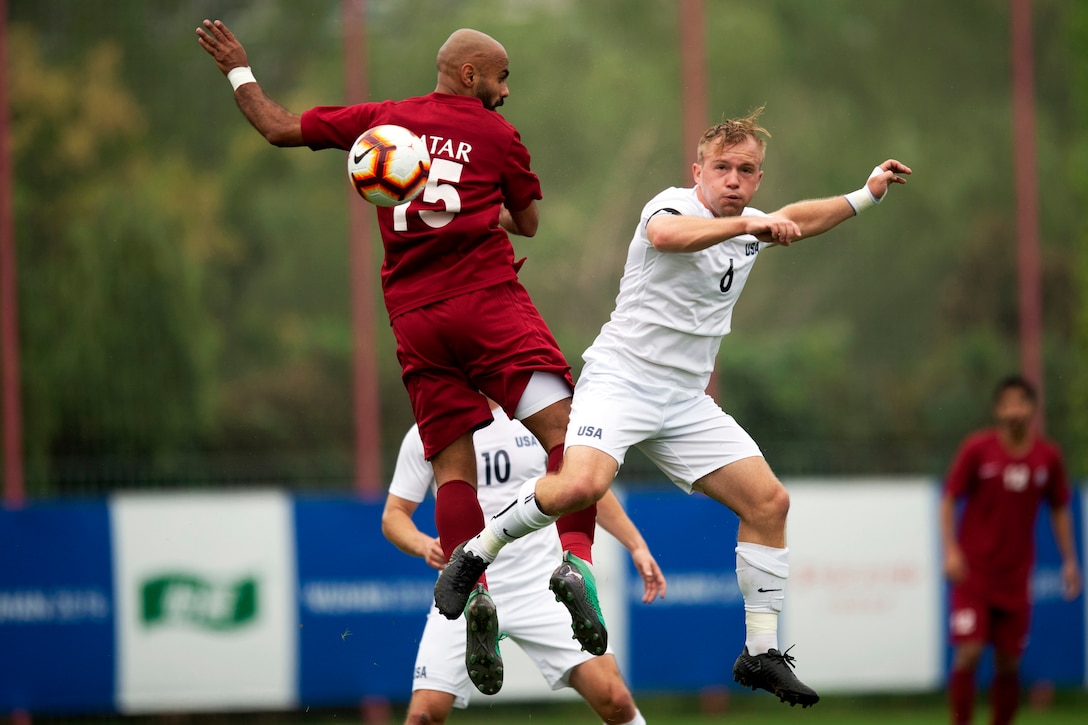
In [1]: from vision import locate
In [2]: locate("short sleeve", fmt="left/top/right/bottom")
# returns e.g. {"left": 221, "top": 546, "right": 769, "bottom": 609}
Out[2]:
{"left": 1046, "top": 444, "right": 1072, "bottom": 508}
{"left": 388, "top": 426, "right": 434, "bottom": 503}
{"left": 944, "top": 435, "right": 979, "bottom": 498}
{"left": 300, "top": 104, "right": 379, "bottom": 151}
{"left": 500, "top": 129, "right": 542, "bottom": 212}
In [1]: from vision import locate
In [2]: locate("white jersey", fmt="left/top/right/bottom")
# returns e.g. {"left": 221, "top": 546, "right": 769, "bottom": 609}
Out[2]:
{"left": 389, "top": 407, "right": 558, "bottom": 597}
{"left": 583, "top": 185, "right": 770, "bottom": 392}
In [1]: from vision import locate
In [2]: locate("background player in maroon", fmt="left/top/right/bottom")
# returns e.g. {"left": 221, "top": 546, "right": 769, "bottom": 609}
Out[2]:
{"left": 940, "top": 375, "right": 1081, "bottom": 725}
{"left": 196, "top": 20, "right": 593, "bottom": 689}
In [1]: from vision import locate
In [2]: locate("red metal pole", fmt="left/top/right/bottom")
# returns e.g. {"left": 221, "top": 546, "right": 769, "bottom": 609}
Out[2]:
{"left": 678, "top": 0, "right": 717, "bottom": 396}
{"left": 678, "top": 0, "right": 708, "bottom": 186}
{"left": 1, "top": 1, "right": 32, "bottom": 719}
{"left": 342, "top": 0, "right": 382, "bottom": 495}
{"left": 0, "top": 0, "right": 25, "bottom": 508}
{"left": 1010, "top": 0, "right": 1045, "bottom": 428}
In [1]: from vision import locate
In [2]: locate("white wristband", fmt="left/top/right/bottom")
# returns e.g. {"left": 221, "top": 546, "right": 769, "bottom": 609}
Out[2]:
{"left": 227, "top": 66, "right": 257, "bottom": 92}
{"left": 844, "top": 165, "right": 885, "bottom": 214}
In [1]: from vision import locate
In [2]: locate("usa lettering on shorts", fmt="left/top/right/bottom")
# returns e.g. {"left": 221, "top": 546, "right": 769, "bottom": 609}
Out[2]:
{"left": 576, "top": 425, "right": 604, "bottom": 440}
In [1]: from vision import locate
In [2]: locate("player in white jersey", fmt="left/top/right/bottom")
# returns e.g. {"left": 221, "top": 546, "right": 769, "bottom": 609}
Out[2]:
{"left": 436, "top": 106, "right": 911, "bottom": 708}
{"left": 383, "top": 401, "right": 665, "bottom": 724}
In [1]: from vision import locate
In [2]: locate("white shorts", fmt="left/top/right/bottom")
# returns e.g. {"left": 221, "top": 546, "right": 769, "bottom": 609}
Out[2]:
{"left": 564, "top": 367, "right": 763, "bottom": 492}
{"left": 411, "top": 585, "right": 605, "bottom": 708}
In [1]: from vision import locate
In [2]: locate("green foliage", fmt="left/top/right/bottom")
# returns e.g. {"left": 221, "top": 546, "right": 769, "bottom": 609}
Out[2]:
{"left": 5, "top": 0, "right": 1087, "bottom": 491}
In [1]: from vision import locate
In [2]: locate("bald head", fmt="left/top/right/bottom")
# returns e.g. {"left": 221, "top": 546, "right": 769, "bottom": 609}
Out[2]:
{"left": 434, "top": 28, "right": 510, "bottom": 110}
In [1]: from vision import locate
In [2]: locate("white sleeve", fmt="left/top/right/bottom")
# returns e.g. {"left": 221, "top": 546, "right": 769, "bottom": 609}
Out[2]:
{"left": 388, "top": 425, "right": 434, "bottom": 503}
{"left": 641, "top": 187, "right": 704, "bottom": 227}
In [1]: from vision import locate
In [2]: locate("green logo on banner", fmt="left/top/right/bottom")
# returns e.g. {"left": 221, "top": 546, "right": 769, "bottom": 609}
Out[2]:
{"left": 141, "top": 574, "right": 258, "bottom": 630}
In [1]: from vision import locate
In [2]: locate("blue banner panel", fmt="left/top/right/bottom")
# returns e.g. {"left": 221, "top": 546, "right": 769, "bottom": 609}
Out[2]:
{"left": 623, "top": 489, "right": 745, "bottom": 692}
{"left": 0, "top": 501, "right": 114, "bottom": 713}
{"left": 294, "top": 495, "right": 437, "bottom": 705}
{"left": 943, "top": 488, "right": 1085, "bottom": 687}
{"left": 1021, "top": 487, "right": 1084, "bottom": 685}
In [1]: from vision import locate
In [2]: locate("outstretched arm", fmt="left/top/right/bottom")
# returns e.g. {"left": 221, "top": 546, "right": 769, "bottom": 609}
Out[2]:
{"left": 771, "top": 159, "right": 912, "bottom": 241}
{"left": 595, "top": 490, "right": 666, "bottom": 603}
{"left": 196, "top": 19, "right": 305, "bottom": 147}
{"left": 646, "top": 159, "right": 911, "bottom": 253}
{"left": 382, "top": 494, "right": 447, "bottom": 570}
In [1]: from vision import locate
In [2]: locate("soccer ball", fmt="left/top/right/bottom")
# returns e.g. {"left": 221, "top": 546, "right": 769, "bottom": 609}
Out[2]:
{"left": 346, "top": 124, "right": 431, "bottom": 207}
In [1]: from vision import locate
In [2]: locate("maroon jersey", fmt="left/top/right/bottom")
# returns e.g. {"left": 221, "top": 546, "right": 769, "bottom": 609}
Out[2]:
{"left": 944, "top": 429, "right": 1070, "bottom": 607}
{"left": 300, "top": 93, "right": 542, "bottom": 320}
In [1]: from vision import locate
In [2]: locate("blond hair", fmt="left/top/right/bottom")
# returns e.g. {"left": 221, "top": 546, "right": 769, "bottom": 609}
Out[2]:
{"left": 696, "top": 105, "right": 771, "bottom": 164}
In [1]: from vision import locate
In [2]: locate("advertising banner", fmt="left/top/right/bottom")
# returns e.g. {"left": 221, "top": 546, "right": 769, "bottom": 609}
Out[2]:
{"left": 293, "top": 495, "right": 627, "bottom": 706}
{"left": 111, "top": 492, "right": 297, "bottom": 712}
{"left": 784, "top": 478, "right": 943, "bottom": 691}
{"left": 623, "top": 488, "right": 746, "bottom": 692}
{"left": 2, "top": 482, "right": 1082, "bottom": 714}
{"left": 0, "top": 501, "right": 114, "bottom": 713}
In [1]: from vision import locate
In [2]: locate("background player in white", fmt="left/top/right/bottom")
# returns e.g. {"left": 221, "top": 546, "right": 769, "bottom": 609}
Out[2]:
{"left": 436, "top": 106, "right": 911, "bottom": 708}
{"left": 383, "top": 399, "right": 665, "bottom": 723}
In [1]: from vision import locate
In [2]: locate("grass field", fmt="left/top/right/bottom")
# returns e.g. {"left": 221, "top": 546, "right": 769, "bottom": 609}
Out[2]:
{"left": 439, "top": 690, "right": 1088, "bottom": 724}
{"left": 22, "top": 690, "right": 1088, "bottom": 724}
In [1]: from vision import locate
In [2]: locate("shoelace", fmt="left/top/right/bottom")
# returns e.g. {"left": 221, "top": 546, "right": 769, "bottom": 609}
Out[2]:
{"left": 772, "top": 645, "right": 798, "bottom": 669}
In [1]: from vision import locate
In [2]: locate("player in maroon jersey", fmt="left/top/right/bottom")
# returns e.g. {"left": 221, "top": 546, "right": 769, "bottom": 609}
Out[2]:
{"left": 940, "top": 375, "right": 1081, "bottom": 725}
{"left": 197, "top": 20, "right": 592, "bottom": 694}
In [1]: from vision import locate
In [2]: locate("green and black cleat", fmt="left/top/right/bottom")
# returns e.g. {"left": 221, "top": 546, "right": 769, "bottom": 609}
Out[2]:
{"left": 549, "top": 551, "right": 608, "bottom": 656}
{"left": 464, "top": 584, "right": 503, "bottom": 695}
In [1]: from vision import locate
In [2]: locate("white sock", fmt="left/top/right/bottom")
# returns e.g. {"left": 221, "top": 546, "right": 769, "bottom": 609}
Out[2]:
{"left": 465, "top": 476, "right": 557, "bottom": 563}
{"left": 735, "top": 542, "right": 789, "bottom": 655}
{"left": 612, "top": 710, "right": 646, "bottom": 725}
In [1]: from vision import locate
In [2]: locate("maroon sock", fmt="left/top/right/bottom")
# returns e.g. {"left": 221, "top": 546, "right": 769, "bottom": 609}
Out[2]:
{"left": 989, "top": 671, "right": 1020, "bottom": 725}
{"left": 547, "top": 443, "right": 564, "bottom": 474}
{"left": 434, "top": 480, "right": 488, "bottom": 588}
{"left": 949, "top": 668, "right": 976, "bottom": 725}
{"left": 434, "top": 480, "right": 484, "bottom": 561}
{"left": 556, "top": 504, "right": 596, "bottom": 563}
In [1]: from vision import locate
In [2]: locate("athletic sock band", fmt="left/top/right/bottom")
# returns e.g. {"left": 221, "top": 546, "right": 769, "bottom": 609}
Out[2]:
{"left": 844, "top": 165, "right": 885, "bottom": 214}
{"left": 227, "top": 66, "right": 257, "bottom": 91}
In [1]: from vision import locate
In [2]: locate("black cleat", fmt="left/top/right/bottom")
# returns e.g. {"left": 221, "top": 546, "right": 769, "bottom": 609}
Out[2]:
{"left": 549, "top": 551, "right": 608, "bottom": 656}
{"left": 733, "top": 646, "right": 820, "bottom": 708}
{"left": 434, "top": 543, "right": 489, "bottom": 619}
{"left": 464, "top": 584, "right": 503, "bottom": 695}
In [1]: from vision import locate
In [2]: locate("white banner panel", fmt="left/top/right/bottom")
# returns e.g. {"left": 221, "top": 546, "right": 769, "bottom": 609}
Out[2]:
{"left": 111, "top": 491, "right": 297, "bottom": 712}
{"left": 780, "top": 478, "right": 942, "bottom": 692}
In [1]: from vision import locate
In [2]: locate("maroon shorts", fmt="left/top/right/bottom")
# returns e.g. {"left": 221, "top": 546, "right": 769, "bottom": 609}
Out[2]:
{"left": 391, "top": 280, "right": 572, "bottom": 459}
{"left": 949, "top": 584, "right": 1031, "bottom": 656}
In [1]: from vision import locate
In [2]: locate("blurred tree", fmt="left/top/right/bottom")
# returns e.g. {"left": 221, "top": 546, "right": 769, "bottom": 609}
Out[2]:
{"left": 8, "top": 27, "right": 224, "bottom": 492}
{"left": 4, "top": 0, "right": 1086, "bottom": 490}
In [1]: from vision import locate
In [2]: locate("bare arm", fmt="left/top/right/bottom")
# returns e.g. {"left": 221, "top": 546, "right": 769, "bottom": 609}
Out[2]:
{"left": 647, "top": 158, "right": 912, "bottom": 253}
{"left": 1050, "top": 505, "right": 1083, "bottom": 600}
{"left": 381, "top": 494, "right": 447, "bottom": 570}
{"left": 647, "top": 212, "right": 798, "bottom": 254}
{"left": 196, "top": 19, "right": 305, "bottom": 147}
{"left": 595, "top": 490, "right": 666, "bottom": 602}
{"left": 771, "top": 159, "right": 912, "bottom": 240}
{"left": 500, "top": 201, "right": 539, "bottom": 237}
{"left": 940, "top": 493, "right": 967, "bottom": 583}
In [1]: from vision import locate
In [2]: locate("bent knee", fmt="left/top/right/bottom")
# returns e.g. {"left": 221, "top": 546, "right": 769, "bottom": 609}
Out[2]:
{"left": 561, "top": 470, "right": 611, "bottom": 511}
{"left": 405, "top": 710, "right": 444, "bottom": 725}
{"left": 750, "top": 481, "right": 789, "bottom": 526}
{"left": 594, "top": 683, "right": 637, "bottom": 723}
